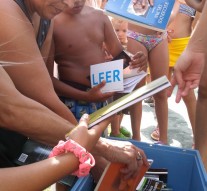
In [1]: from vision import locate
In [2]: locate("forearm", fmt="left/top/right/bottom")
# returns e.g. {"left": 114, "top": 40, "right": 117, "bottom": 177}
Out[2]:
{"left": 0, "top": 93, "right": 73, "bottom": 146}
{"left": 0, "top": 153, "right": 79, "bottom": 191}
{"left": 52, "top": 76, "right": 91, "bottom": 101}
{"left": 91, "top": 137, "right": 110, "bottom": 157}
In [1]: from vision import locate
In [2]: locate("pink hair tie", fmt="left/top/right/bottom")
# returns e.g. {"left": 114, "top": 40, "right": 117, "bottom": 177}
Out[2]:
{"left": 49, "top": 139, "right": 95, "bottom": 177}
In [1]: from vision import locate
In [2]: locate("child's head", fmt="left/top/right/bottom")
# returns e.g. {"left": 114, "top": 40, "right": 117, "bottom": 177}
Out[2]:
{"left": 66, "top": 0, "right": 86, "bottom": 14}
{"left": 85, "top": 0, "right": 98, "bottom": 7}
{"left": 111, "top": 18, "right": 128, "bottom": 47}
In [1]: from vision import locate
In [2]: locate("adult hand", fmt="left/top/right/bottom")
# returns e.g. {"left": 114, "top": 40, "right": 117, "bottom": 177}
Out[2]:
{"left": 66, "top": 114, "right": 112, "bottom": 152}
{"left": 167, "top": 49, "right": 204, "bottom": 103}
{"left": 101, "top": 138, "right": 149, "bottom": 180}
{"left": 129, "top": 51, "right": 147, "bottom": 71}
{"left": 87, "top": 81, "right": 114, "bottom": 102}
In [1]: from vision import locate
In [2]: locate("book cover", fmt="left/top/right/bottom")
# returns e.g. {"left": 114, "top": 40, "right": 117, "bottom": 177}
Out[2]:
{"left": 104, "top": 0, "right": 175, "bottom": 32}
{"left": 136, "top": 177, "right": 164, "bottom": 191}
{"left": 94, "top": 159, "right": 153, "bottom": 191}
{"left": 88, "top": 76, "right": 171, "bottom": 128}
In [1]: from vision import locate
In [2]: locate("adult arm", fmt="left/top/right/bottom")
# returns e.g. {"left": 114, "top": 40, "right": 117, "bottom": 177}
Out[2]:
{"left": 0, "top": 0, "right": 77, "bottom": 124}
{"left": 0, "top": 66, "right": 73, "bottom": 145}
{"left": 91, "top": 137, "right": 149, "bottom": 180}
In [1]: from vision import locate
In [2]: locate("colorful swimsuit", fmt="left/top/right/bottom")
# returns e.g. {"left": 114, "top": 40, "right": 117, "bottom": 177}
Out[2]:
{"left": 179, "top": 4, "right": 196, "bottom": 17}
{"left": 127, "top": 30, "right": 167, "bottom": 52}
{"left": 168, "top": 4, "right": 196, "bottom": 67}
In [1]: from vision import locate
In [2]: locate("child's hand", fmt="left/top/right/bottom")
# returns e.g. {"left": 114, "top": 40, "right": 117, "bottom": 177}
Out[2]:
{"left": 66, "top": 114, "right": 112, "bottom": 152}
{"left": 129, "top": 51, "right": 147, "bottom": 71}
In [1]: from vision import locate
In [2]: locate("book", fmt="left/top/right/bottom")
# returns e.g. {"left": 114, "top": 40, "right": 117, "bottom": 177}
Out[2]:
{"left": 14, "top": 139, "right": 78, "bottom": 187}
{"left": 136, "top": 177, "right": 164, "bottom": 191}
{"left": 121, "top": 68, "right": 147, "bottom": 93}
{"left": 104, "top": 0, "right": 175, "bottom": 32}
{"left": 94, "top": 159, "right": 153, "bottom": 191}
{"left": 88, "top": 75, "right": 171, "bottom": 128}
{"left": 146, "top": 168, "right": 168, "bottom": 184}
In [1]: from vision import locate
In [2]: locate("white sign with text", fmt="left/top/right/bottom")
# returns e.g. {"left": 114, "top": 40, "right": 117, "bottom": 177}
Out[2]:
{"left": 90, "top": 60, "right": 124, "bottom": 93}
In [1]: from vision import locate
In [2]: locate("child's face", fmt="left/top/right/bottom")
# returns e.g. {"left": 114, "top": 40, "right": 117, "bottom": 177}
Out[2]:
{"left": 113, "top": 21, "right": 128, "bottom": 45}
{"left": 67, "top": 0, "right": 86, "bottom": 13}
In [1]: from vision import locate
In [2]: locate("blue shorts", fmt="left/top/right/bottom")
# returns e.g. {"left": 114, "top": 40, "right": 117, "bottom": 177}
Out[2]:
{"left": 59, "top": 97, "right": 106, "bottom": 121}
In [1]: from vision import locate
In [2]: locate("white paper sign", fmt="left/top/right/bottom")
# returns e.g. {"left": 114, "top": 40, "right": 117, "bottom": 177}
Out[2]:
{"left": 90, "top": 60, "right": 124, "bottom": 93}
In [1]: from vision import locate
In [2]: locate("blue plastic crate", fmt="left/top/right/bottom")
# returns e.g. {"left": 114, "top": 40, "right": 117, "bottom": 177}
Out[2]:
{"left": 70, "top": 140, "right": 207, "bottom": 191}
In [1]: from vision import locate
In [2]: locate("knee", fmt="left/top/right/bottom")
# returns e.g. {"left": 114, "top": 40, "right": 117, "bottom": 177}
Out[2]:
{"left": 153, "top": 90, "right": 167, "bottom": 102}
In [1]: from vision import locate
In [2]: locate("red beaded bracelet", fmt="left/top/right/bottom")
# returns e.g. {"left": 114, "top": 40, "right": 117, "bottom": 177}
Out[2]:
{"left": 49, "top": 139, "right": 95, "bottom": 177}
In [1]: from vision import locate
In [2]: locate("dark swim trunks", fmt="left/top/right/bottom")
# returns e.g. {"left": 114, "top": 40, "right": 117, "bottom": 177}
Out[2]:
{"left": 59, "top": 81, "right": 106, "bottom": 121}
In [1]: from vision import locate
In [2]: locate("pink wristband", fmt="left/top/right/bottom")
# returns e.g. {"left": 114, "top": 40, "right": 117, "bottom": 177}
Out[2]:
{"left": 49, "top": 139, "right": 95, "bottom": 177}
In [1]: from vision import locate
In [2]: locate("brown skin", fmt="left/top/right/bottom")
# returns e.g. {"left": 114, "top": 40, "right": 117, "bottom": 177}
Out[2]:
{"left": 167, "top": 0, "right": 199, "bottom": 139}
{"left": 47, "top": 4, "right": 147, "bottom": 102}
{"left": 47, "top": 2, "right": 147, "bottom": 142}
{"left": 0, "top": 0, "right": 149, "bottom": 182}
{"left": 168, "top": 0, "right": 207, "bottom": 171}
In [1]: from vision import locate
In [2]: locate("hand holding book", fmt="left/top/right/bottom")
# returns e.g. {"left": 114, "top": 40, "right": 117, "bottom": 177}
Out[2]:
{"left": 94, "top": 159, "right": 153, "bottom": 191}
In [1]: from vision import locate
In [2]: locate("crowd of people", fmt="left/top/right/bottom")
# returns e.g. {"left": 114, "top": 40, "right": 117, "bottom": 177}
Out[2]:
{"left": 0, "top": 0, "right": 207, "bottom": 190}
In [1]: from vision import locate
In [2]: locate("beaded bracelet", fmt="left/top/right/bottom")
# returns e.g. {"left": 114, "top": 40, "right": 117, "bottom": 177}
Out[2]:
{"left": 49, "top": 139, "right": 95, "bottom": 177}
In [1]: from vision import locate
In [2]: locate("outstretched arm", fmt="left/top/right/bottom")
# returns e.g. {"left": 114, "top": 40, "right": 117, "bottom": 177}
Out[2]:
{"left": 0, "top": 113, "right": 110, "bottom": 191}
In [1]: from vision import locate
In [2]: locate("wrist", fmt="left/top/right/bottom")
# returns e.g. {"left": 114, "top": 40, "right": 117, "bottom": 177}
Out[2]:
{"left": 49, "top": 139, "right": 95, "bottom": 177}
{"left": 92, "top": 138, "right": 110, "bottom": 158}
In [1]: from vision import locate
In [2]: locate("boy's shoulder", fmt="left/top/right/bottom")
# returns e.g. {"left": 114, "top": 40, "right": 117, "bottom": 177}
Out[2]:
{"left": 84, "top": 6, "right": 109, "bottom": 22}
{"left": 85, "top": 5, "right": 105, "bottom": 16}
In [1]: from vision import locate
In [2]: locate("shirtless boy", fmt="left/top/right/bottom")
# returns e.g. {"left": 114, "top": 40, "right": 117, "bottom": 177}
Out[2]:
{"left": 0, "top": 1, "right": 148, "bottom": 190}
{"left": 47, "top": 0, "right": 148, "bottom": 139}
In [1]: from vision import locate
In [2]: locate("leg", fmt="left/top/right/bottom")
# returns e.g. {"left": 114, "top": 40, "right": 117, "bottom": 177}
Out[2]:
{"left": 110, "top": 114, "right": 128, "bottom": 138}
{"left": 149, "top": 38, "right": 169, "bottom": 144}
{"left": 130, "top": 101, "right": 143, "bottom": 141}
{"left": 182, "top": 89, "right": 197, "bottom": 137}
{"left": 127, "top": 37, "right": 148, "bottom": 141}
